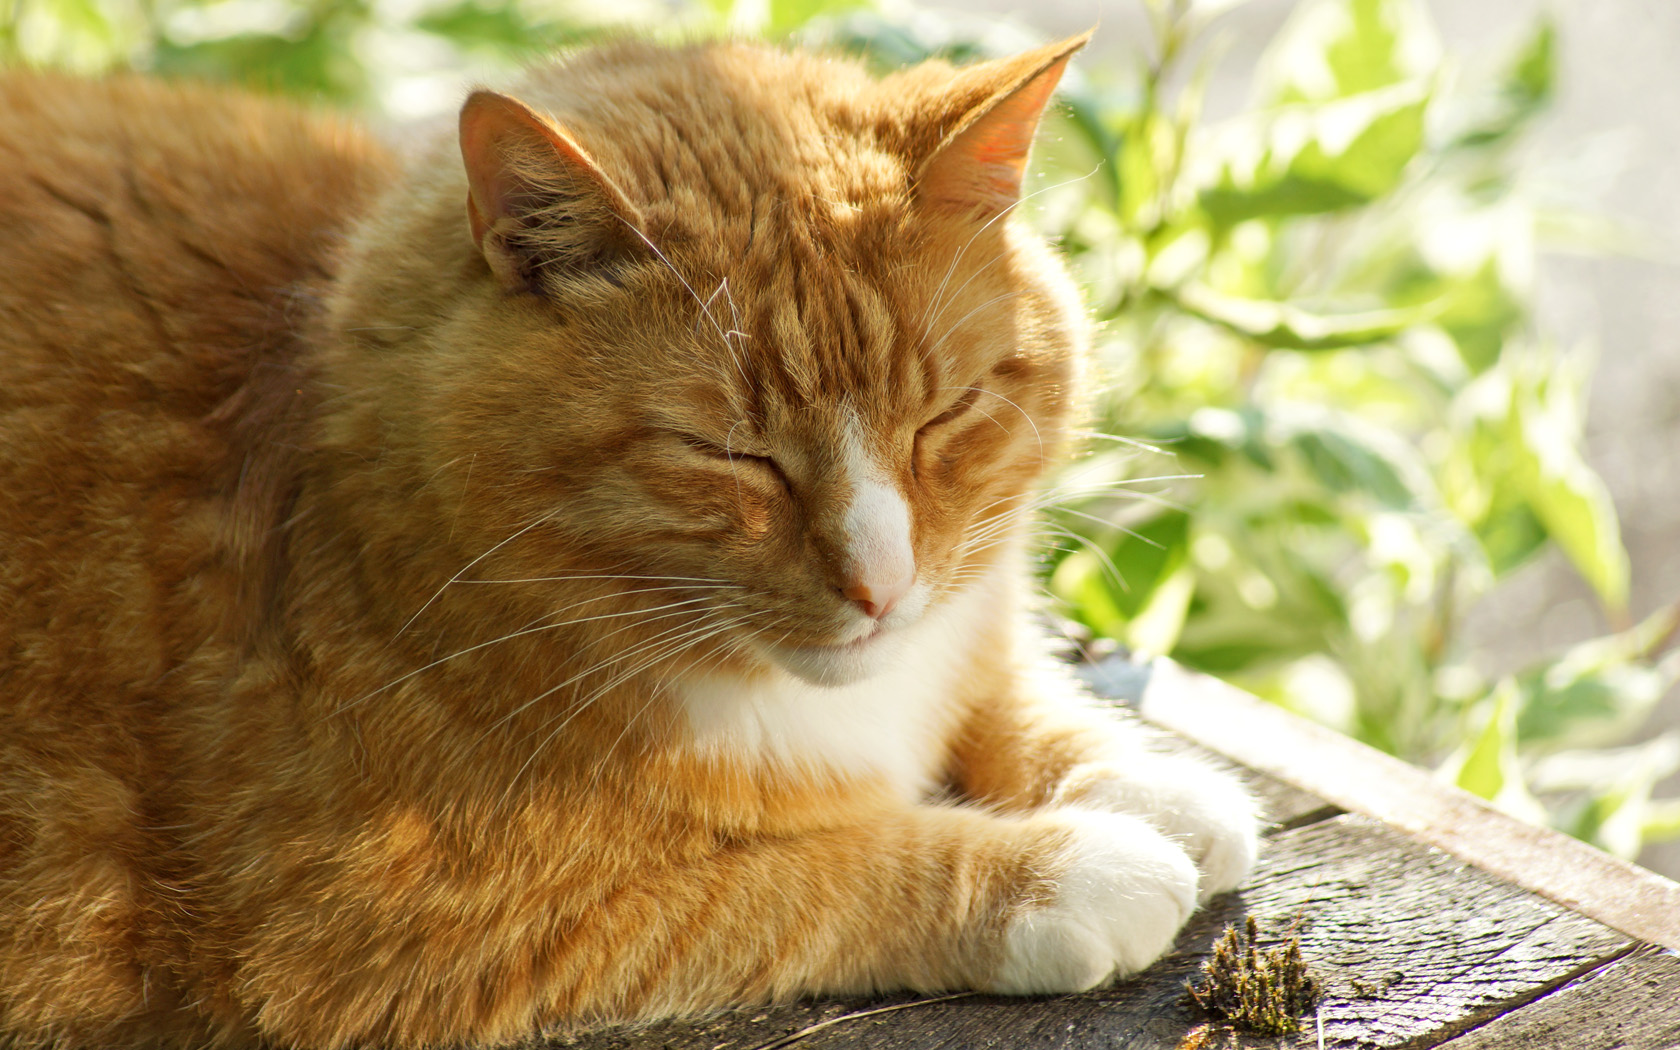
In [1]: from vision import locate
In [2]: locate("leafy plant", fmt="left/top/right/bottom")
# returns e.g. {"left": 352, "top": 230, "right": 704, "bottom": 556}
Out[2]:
{"left": 1035, "top": 0, "right": 1678, "bottom": 857}
{"left": 6, "top": 0, "right": 1674, "bottom": 859}
{"left": 815, "top": 0, "right": 1678, "bottom": 858}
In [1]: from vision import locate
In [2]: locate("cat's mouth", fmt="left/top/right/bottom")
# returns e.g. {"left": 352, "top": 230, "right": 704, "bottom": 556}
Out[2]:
{"left": 762, "top": 623, "right": 898, "bottom": 686}
{"left": 825, "top": 624, "right": 883, "bottom": 652}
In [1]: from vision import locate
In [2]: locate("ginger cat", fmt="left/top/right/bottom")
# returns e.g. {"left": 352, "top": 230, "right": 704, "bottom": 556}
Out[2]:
{"left": 0, "top": 33, "right": 1259, "bottom": 1050}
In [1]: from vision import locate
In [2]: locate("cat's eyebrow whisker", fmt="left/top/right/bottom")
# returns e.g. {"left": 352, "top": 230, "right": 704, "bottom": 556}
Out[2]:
{"left": 716, "top": 276, "right": 746, "bottom": 343}
{"left": 392, "top": 511, "right": 556, "bottom": 642}
{"left": 937, "top": 385, "right": 1045, "bottom": 468}
{"left": 919, "top": 165, "right": 1103, "bottom": 341}
{"left": 975, "top": 388, "right": 1043, "bottom": 468}
{"left": 918, "top": 247, "right": 1012, "bottom": 358}
{"left": 724, "top": 418, "right": 749, "bottom": 514}
{"left": 917, "top": 288, "right": 1029, "bottom": 370}
{"left": 918, "top": 165, "right": 1101, "bottom": 341}
{"left": 927, "top": 291, "right": 1029, "bottom": 355}
{"left": 615, "top": 218, "right": 749, "bottom": 385}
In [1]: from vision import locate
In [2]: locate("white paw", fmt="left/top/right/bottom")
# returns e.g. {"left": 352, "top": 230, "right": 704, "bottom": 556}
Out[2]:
{"left": 989, "top": 810, "right": 1198, "bottom": 995}
{"left": 1052, "top": 753, "right": 1260, "bottom": 901}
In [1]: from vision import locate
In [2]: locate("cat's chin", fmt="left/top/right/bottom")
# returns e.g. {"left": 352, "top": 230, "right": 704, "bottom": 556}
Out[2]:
{"left": 762, "top": 627, "right": 906, "bottom": 687}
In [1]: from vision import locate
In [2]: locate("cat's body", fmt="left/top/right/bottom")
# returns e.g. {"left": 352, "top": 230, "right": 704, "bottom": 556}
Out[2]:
{"left": 0, "top": 38, "right": 1259, "bottom": 1050}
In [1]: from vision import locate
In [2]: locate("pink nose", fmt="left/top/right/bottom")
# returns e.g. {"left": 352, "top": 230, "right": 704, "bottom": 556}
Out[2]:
{"left": 840, "top": 573, "right": 912, "bottom": 619}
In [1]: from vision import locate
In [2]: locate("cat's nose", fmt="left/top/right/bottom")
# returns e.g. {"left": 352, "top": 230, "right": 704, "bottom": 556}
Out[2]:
{"left": 840, "top": 571, "right": 912, "bottom": 619}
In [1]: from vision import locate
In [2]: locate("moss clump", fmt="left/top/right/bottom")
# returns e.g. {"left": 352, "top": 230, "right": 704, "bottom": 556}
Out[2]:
{"left": 1183, "top": 915, "right": 1320, "bottom": 1036}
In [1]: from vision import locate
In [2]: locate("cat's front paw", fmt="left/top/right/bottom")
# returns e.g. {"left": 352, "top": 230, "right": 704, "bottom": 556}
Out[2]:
{"left": 1052, "top": 755, "right": 1260, "bottom": 901}
{"left": 987, "top": 810, "right": 1198, "bottom": 995}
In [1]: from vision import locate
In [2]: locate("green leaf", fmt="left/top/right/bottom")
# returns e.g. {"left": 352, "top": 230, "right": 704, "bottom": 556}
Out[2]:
{"left": 1516, "top": 658, "right": 1677, "bottom": 752}
{"left": 1389, "top": 258, "right": 1524, "bottom": 375}
{"left": 1198, "top": 83, "right": 1429, "bottom": 227}
{"left": 1169, "top": 518, "right": 1347, "bottom": 678}
{"left": 1514, "top": 368, "right": 1631, "bottom": 613}
{"left": 794, "top": 10, "right": 936, "bottom": 68}
{"left": 1105, "top": 510, "right": 1192, "bottom": 619}
{"left": 1534, "top": 735, "right": 1680, "bottom": 857}
{"left": 1167, "top": 283, "right": 1435, "bottom": 351}
{"left": 1643, "top": 799, "right": 1680, "bottom": 845}
{"left": 767, "top": 0, "right": 876, "bottom": 38}
{"left": 1450, "top": 683, "right": 1510, "bottom": 800}
{"left": 1050, "top": 549, "right": 1128, "bottom": 641}
{"left": 152, "top": 5, "right": 374, "bottom": 102}
{"left": 1323, "top": 0, "right": 1417, "bottom": 98}
{"left": 1515, "top": 604, "right": 1680, "bottom": 748}
{"left": 1450, "top": 354, "right": 1629, "bottom": 608}
{"left": 1508, "top": 17, "right": 1554, "bottom": 106}
{"left": 1451, "top": 17, "right": 1555, "bottom": 148}
{"left": 1289, "top": 426, "right": 1413, "bottom": 508}
{"left": 1262, "top": 0, "right": 1439, "bottom": 104}
{"left": 1127, "top": 564, "right": 1195, "bottom": 657}
{"left": 415, "top": 2, "right": 587, "bottom": 55}
{"left": 1441, "top": 680, "right": 1545, "bottom": 821}
{"left": 1522, "top": 450, "right": 1630, "bottom": 617}
{"left": 1473, "top": 498, "right": 1548, "bottom": 577}
{"left": 1172, "top": 640, "right": 1288, "bottom": 676}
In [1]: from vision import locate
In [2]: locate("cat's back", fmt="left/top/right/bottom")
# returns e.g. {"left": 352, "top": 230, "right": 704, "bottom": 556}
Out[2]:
{"left": 0, "top": 73, "right": 393, "bottom": 378}
{"left": 0, "top": 73, "right": 394, "bottom": 709}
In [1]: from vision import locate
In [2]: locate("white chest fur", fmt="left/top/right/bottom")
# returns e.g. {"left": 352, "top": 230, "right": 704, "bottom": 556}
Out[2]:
{"left": 671, "top": 574, "right": 1003, "bottom": 800}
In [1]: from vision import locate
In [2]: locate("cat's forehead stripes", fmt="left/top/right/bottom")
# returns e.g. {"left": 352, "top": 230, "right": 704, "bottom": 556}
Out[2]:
{"left": 712, "top": 223, "right": 917, "bottom": 415}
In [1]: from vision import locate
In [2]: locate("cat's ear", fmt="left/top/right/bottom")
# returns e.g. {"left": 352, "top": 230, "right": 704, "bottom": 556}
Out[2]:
{"left": 459, "top": 90, "right": 646, "bottom": 292}
{"left": 915, "top": 31, "right": 1091, "bottom": 220}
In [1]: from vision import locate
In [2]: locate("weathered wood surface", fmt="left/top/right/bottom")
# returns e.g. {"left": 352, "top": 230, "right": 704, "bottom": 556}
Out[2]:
{"left": 551, "top": 812, "right": 1635, "bottom": 1050}
{"left": 1141, "top": 659, "right": 1680, "bottom": 953}
{"left": 1434, "top": 946, "right": 1680, "bottom": 1050}
{"left": 536, "top": 660, "right": 1680, "bottom": 1050}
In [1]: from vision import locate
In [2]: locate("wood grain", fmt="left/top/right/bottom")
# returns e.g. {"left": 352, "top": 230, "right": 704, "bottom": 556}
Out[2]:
{"left": 546, "top": 814, "right": 1631, "bottom": 1050}
{"left": 1429, "top": 947, "right": 1680, "bottom": 1050}
{"left": 1139, "top": 658, "right": 1680, "bottom": 953}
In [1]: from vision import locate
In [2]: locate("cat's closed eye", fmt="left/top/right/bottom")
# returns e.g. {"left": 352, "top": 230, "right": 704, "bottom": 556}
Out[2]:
{"left": 677, "top": 432, "right": 782, "bottom": 477}
{"left": 923, "top": 387, "right": 983, "bottom": 431}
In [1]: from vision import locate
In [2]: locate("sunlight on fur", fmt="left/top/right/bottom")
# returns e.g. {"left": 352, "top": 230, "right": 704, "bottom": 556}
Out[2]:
{"left": 0, "top": 33, "right": 1260, "bottom": 1049}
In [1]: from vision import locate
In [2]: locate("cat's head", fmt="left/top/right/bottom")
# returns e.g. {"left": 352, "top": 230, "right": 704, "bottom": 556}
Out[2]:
{"left": 329, "top": 35, "right": 1091, "bottom": 687}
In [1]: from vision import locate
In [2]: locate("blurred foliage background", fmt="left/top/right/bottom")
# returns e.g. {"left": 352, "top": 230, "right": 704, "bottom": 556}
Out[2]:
{"left": 4, "top": 0, "right": 1677, "bottom": 861}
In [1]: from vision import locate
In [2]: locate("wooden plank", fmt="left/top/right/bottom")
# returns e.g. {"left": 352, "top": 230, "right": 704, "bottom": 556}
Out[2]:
{"left": 547, "top": 814, "right": 1630, "bottom": 1050}
{"left": 1139, "top": 658, "right": 1680, "bottom": 953}
{"left": 1430, "top": 947, "right": 1680, "bottom": 1050}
